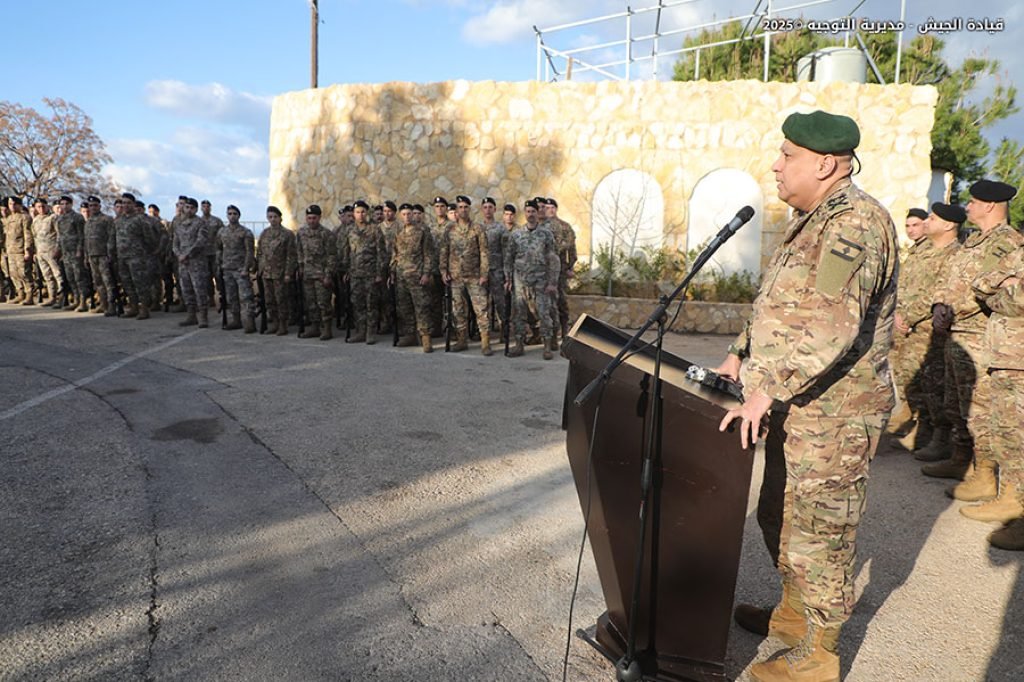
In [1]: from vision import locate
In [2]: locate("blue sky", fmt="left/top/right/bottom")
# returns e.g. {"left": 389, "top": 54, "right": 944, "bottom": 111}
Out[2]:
{"left": 3, "top": 0, "right": 1020, "bottom": 224}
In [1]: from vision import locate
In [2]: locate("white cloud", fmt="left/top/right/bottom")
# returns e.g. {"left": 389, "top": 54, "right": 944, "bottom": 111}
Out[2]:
{"left": 144, "top": 80, "right": 272, "bottom": 131}
{"left": 461, "top": 0, "right": 624, "bottom": 46}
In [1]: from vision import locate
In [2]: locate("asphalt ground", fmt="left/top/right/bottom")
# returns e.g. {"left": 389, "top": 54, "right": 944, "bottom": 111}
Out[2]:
{"left": 0, "top": 303, "right": 1021, "bottom": 681}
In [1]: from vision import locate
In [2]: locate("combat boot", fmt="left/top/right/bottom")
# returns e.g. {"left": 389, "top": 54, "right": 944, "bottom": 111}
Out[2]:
{"left": 136, "top": 303, "right": 150, "bottom": 320}
{"left": 451, "top": 330, "right": 468, "bottom": 352}
{"left": 885, "top": 402, "right": 914, "bottom": 435}
{"left": 896, "top": 417, "right": 931, "bottom": 451}
{"left": 734, "top": 581, "right": 805, "bottom": 643}
{"left": 276, "top": 321, "right": 289, "bottom": 336}
{"left": 179, "top": 306, "right": 198, "bottom": 326}
{"left": 961, "top": 484, "right": 1022, "bottom": 523}
{"left": 243, "top": 314, "right": 256, "bottom": 334}
{"left": 508, "top": 337, "right": 525, "bottom": 357}
{"left": 365, "top": 331, "right": 376, "bottom": 345}
{"left": 92, "top": 299, "right": 106, "bottom": 314}
{"left": 319, "top": 323, "right": 333, "bottom": 341}
{"left": 396, "top": 334, "right": 417, "bottom": 347}
{"left": 947, "top": 459, "right": 998, "bottom": 501}
{"left": 421, "top": 334, "right": 433, "bottom": 353}
{"left": 921, "top": 444, "right": 972, "bottom": 480}
{"left": 989, "top": 517, "right": 1024, "bottom": 551}
{"left": 299, "top": 323, "right": 321, "bottom": 339}
{"left": 346, "top": 332, "right": 366, "bottom": 343}
{"left": 225, "top": 311, "right": 242, "bottom": 330}
{"left": 542, "top": 337, "right": 553, "bottom": 360}
{"left": 749, "top": 623, "right": 840, "bottom": 682}
{"left": 10, "top": 292, "right": 23, "bottom": 304}
{"left": 76, "top": 299, "right": 89, "bottom": 313}
{"left": 170, "top": 302, "right": 186, "bottom": 313}
{"left": 123, "top": 303, "right": 139, "bottom": 318}
{"left": 914, "top": 426, "right": 951, "bottom": 462}
{"left": 198, "top": 307, "right": 209, "bottom": 328}
{"left": 480, "top": 331, "right": 494, "bottom": 356}
{"left": 21, "top": 292, "right": 35, "bottom": 305}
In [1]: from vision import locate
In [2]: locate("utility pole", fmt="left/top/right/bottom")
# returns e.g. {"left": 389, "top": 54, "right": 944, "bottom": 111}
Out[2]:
{"left": 310, "top": 0, "right": 319, "bottom": 88}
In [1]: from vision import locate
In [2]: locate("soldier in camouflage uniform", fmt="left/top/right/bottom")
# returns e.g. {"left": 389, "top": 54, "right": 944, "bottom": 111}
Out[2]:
{"left": 296, "top": 204, "right": 337, "bottom": 340}
{"left": 339, "top": 200, "right": 384, "bottom": 344}
{"left": 441, "top": 195, "right": 491, "bottom": 354}
{"left": 378, "top": 200, "right": 400, "bottom": 334}
{"left": 541, "top": 198, "right": 577, "bottom": 348}
{"left": 925, "top": 181, "right": 1024, "bottom": 510}
{"left": 3, "top": 197, "right": 34, "bottom": 304}
{"left": 114, "top": 193, "right": 161, "bottom": 319}
{"left": 84, "top": 196, "right": 117, "bottom": 316}
{"left": 55, "top": 196, "right": 90, "bottom": 311}
{"left": 31, "top": 199, "right": 64, "bottom": 306}
{"left": 426, "top": 196, "right": 451, "bottom": 337}
{"left": 504, "top": 199, "right": 559, "bottom": 359}
{"left": 172, "top": 197, "right": 211, "bottom": 327}
{"left": 390, "top": 203, "right": 436, "bottom": 352}
{"left": 200, "top": 200, "right": 225, "bottom": 308}
{"left": 148, "top": 203, "right": 176, "bottom": 311}
{"left": 257, "top": 206, "right": 298, "bottom": 336}
{"left": 718, "top": 111, "right": 898, "bottom": 681}
{"left": 971, "top": 217, "right": 1024, "bottom": 550}
{"left": 481, "top": 197, "right": 508, "bottom": 334}
{"left": 0, "top": 201, "right": 8, "bottom": 302}
{"left": 216, "top": 205, "right": 257, "bottom": 333}
{"left": 896, "top": 204, "right": 963, "bottom": 462}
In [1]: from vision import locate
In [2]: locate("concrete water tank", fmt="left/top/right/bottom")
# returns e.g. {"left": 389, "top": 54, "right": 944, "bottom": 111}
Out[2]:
{"left": 796, "top": 47, "right": 867, "bottom": 83}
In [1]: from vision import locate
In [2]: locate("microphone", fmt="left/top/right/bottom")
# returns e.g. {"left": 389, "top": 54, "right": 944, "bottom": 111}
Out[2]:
{"left": 708, "top": 205, "right": 755, "bottom": 249}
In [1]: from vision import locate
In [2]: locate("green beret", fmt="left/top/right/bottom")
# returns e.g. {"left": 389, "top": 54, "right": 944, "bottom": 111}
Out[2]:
{"left": 782, "top": 110, "right": 861, "bottom": 154}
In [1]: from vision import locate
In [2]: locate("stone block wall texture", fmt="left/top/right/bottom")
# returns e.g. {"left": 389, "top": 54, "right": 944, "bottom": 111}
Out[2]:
{"left": 269, "top": 79, "right": 937, "bottom": 264}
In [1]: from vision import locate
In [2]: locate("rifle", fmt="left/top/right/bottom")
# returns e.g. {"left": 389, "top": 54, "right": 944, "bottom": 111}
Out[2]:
{"left": 343, "top": 278, "right": 352, "bottom": 340}
{"left": 295, "top": 276, "right": 307, "bottom": 335}
{"left": 217, "top": 267, "right": 228, "bottom": 328}
{"left": 504, "top": 273, "right": 513, "bottom": 356}
{"left": 333, "top": 273, "right": 343, "bottom": 331}
{"left": 163, "top": 261, "right": 174, "bottom": 312}
{"left": 256, "top": 273, "right": 268, "bottom": 334}
{"left": 443, "top": 281, "right": 453, "bottom": 352}
{"left": 109, "top": 258, "right": 125, "bottom": 316}
{"left": 390, "top": 274, "right": 399, "bottom": 346}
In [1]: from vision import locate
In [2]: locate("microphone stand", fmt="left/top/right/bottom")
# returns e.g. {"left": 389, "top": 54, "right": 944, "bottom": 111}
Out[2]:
{"left": 573, "top": 218, "right": 748, "bottom": 682}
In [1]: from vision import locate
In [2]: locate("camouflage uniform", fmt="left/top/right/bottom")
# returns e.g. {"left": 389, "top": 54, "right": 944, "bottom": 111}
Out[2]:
{"left": 483, "top": 220, "right": 509, "bottom": 329}
{"left": 732, "top": 180, "right": 898, "bottom": 629}
{"left": 56, "top": 210, "right": 90, "bottom": 307}
{"left": 391, "top": 221, "right": 435, "bottom": 338}
{"left": 378, "top": 219, "right": 399, "bottom": 332}
{"left": 339, "top": 223, "right": 384, "bottom": 338}
{"left": 172, "top": 216, "right": 210, "bottom": 309}
{"left": 427, "top": 217, "right": 449, "bottom": 335}
{"left": 547, "top": 216, "right": 577, "bottom": 334}
{"left": 216, "top": 222, "right": 257, "bottom": 321}
{"left": 296, "top": 222, "right": 337, "bottom": 329}
{"left": 973, "top": 246, "right": 1024, "bottom": 504}
{"left": 32, "top": 212, "right": 64, "bottom": 301}
{"left": 3, "top": 210, "right": 34, "bottom": 301}
{"left": 504, "top": 224, "right": 559, "bottom": 338}
{"left": 257, "top": 224, "right": 298, "bottom": 331}
{"left": 85, "top": 212, "right": 117, "bottom": 312}
{"left": 114, "top": 212, "right": 160, "bottom": 309}
{"left": 891, "top": 238, "right": 959, "bottom": 433}
{"left": 203, "top": 213, "right": 225, "bottom": 300}
{"left": 940, "top": 224, "right": 1024, "bottom": 467}
{"left": 441, "top": 220, "right": 490, "bottom": 335}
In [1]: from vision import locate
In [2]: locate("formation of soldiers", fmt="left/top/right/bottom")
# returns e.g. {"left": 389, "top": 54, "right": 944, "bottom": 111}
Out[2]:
{"left": 0, "top": 192, "right": 577, "bottom": 359}
{"left": 888, "top": 179, "right": 1024, "bottom": 553}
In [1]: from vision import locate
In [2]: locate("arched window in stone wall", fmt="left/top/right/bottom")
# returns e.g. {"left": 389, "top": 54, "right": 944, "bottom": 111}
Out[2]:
{"left": 591, "top": 169, "right": 665, "bottom": 260}
{"left": 687, "top": 169, "right": 764, "bottom": 276}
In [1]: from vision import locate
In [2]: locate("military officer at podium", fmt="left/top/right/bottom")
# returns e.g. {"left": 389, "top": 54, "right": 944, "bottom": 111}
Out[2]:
{"left": 717, "top": 111, "right": 898, "bottom": 681}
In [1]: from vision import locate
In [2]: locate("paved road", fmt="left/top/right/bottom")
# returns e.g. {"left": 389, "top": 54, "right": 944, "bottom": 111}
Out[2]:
{"left": 0, "top": 305, "right": 1020, "bottom": 681}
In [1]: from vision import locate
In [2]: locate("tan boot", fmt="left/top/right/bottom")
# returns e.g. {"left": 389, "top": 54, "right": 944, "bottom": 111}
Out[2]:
{"left": 319, "top": 323, "right": 333, "bottom": 340}
{"left": 243, "top": 314, "right": 256, "bottom": 334}
{"left": 947, "top": 459, "right": 998, "bottom": 501}
{"left": 886, "top": 401, "right": 914, "bottom": 435}
{"left": 276, "top": 321, "right": 289, "bottom": 336}
{"left": 21, "top": 292, "right": 35, "bottom": 305}
{"left": 123, "top": 303, "right": 139, "bottom": 318}
{"left": 396, "top": 334, "right": 417, "bottom": 347}
{"left": 346, "top": 332, "right": 366, "bottom": 343}
{"left": 914, "top": 426, "right": 951, "bottom": 462}
{"left": 896, "top": 417, "right": 931, "bottom": 451}
{"left": 921, "top": 444, "right": 972, "bottom": 480}
{"left": 76, "top": 300, "right": 89, "bottom": 312}
{"left": 136, "top": 303, "right": 150, "bottom": 320}
{"left": 451, "top": 330, "right": 468, "bottom": 352}
{"left": 961, "top": 485, "right": 1022, "bottom": 523}
{"left": 92, "top": 299, "right": 106, "bottom": 314}
{"left": 421, "top": 333, "right": 433, "bottom": 353}
{"left": 299, "top": 323, "right": 321, "bottom": 339}
{"left": 197, "top": 307, "right": 209, "bottom": 328}
{"left": 768, "top": 582, "right": 808, "bottom": 647}
{"left": 480, "top": 331, "right": 494, "bottom": 356}
{"left": 365, "top": 332, "right": 376, "bottom": 345}
{"left": 225, "top": 311, "right": 242, "bottom": 330}
{"left": 749, "top": 623, "right": 840, "bottom": 682}
{"left": 989, "top": 517, "right": 1024, "bottom": 551}
{"left": 179, "top": 307, "right": 198, "bottom": 326}
{"left": 508, "top": 337, "right": 525, "bottom": 357}
{"left": 542, "top": 337, "right": 553, "bottom": 360}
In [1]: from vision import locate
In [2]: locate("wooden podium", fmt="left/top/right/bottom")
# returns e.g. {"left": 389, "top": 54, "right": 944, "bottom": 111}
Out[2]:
{"left": 561, "top": 314, "right": 754, "bottom": 682}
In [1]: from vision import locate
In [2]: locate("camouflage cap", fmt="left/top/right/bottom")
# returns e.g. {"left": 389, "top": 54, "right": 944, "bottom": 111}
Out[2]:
{"left": 969, "top": 179, "right": 1017, "bottom": 203}
{"left": 931, "top": 202, "right": 966, "bottom": 224}
{"left": 782, "top": 110, "right": 860, "bottom": 154}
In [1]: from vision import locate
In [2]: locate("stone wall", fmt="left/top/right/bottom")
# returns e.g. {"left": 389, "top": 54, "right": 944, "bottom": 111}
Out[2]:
{"left": 269, "top": 79, "right": 937, "bottom": 263}
{"left": 568, "top": 295, "right": 751, "bottom": 335}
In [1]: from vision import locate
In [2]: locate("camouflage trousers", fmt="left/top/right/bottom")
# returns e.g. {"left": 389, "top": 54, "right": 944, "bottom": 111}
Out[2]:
{"left": 759, "top": 407, "right": 886, "bottom": 628}
{"left": 62, "top": 253, "right": 91, "bottom": 303}
{"left": 378, "top": 275, "right": 395, "bottom": 332}
{"left": 891, "top": 327, "right": 948, "bottom": 429}
{"left": 395, "top": 273, "right": 432, "bottom": 337}
{"left": 350, "top": 276, "right": 378, "bottom": 336}
{"left": 553, "top": 269, "right": 571, "bottom": 329}
{"left": 513, "top": 277, "right": 553, "bottom": 338}
{"left": 990, "top": 370, "right": 1024, "bottom": 494}
{"left": 947, "top": 332, "right": 992, "bottom": 458}
{"left": 6, "top": 252, "right": 31, "bottom": 298}
{"left": 303, "top": 276, "right": 333, "bottom": 326}
{"left": 222, "top": 268, "right": 255, "bottom": 316}
{"left": 179, "top": 257, "right": 210, "bottom": 309}
{"left": 37, "top": 251, "right": 64, "bottom": 299}
{"left": 488, "top": 269, "right": 509, "bottom": 329}
{"left": 262, "top": 278, "right": 289, "bottom": 327}
{"left": 452, "top": 279, "right": 489, "bottom": 334}
{"left": 89, "top": 256, "right": 115, "bottom": 308}
{"left": 118, "top": 256, "right": 154, "bottom": 307}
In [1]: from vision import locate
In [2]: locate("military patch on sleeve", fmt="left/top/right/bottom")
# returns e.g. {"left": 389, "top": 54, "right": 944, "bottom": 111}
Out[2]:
{"left": 822, "top": 193, "right": 854, "bottom": 219}
{"left": 817, "top": 235, "right": 866, "bottom": 297}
